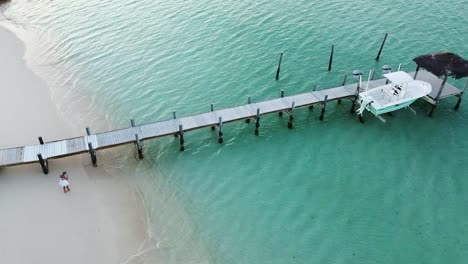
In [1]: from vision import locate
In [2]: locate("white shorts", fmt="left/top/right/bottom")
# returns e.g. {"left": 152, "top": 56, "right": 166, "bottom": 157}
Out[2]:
{"left": 59, "top": 179, "right": 69, "bottom": 187}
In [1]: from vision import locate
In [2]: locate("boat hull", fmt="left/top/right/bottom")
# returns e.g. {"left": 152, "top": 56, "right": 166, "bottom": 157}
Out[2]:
{"left": 367, "top": 99, "right": 416, "bottom": 115}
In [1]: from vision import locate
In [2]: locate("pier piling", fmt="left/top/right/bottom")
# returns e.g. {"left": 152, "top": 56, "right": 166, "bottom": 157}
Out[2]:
{"left": 375, "top": 33, "right": 388, "bottom": 61}
{"left": 454, "top": 80, "right": 468, "bottom": 110}
{"left": 88, "top": 142, "right": 97, "bottom": 167}
{"left": 135, "top": 134, "right": 143, "bottom": 159}
{"left": 429, "top": 74, "right": 448, "bottom": 117}
{"left": 319, "top": 95, "right": 328, "bottom": 121}
{"left": 255, "top": 108, "right": 260, "bottom": 135}
{"left": 179, "top": 125, "right": 185, "bottom": 151}
{"left": 38, "top": 136, "right": 44, "bottom": 145}
{"left": 131, "top": 119, "right": 135, "bottom": 127}
{"left": 275, "top": 52, "right": 283, "bottom": 81}
{"left": 218, "top": 117, "right": 224, "bottom": 144}
{"left": 211, "top": 104, "right": 216, "bottom": 129}
{"left": 328, "top": 45, "right": 334, "bottom": 71}
{"left": 86, "top": 127, "right": 91, "bottom": 136}
{"left": 37, "top": 153, "right": 48, "bottom": 174}
{"left": 288, "top": 102, "right": 295, "bottom": 129}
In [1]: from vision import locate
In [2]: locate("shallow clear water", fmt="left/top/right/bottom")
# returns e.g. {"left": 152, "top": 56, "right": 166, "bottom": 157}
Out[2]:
{"left": 2, "top": 0, "right": 468, "bottom": 263}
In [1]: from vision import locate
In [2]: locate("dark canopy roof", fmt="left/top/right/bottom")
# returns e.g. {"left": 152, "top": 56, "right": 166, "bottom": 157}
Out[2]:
{"left": 413, "top": 52, "right": 468, "bottom": 79}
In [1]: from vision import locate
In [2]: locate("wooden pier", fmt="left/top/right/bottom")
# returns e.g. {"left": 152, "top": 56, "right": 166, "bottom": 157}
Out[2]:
{"left": 0, "top": 70, "right": 465, "bottom": 173}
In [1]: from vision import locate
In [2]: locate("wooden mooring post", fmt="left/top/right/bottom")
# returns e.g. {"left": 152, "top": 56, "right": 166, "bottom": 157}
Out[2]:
{"left": 88, "top": 142, "right": 97, "bottom": 167}
{"left": 218, "top": 117, "right": 224, "bottom": 144}
{"left": 319, "top": 95, "right": 328, "bottom": 121}
{"left": 288, "top": 101, "right": 295, "bottom": 129}
{"left": 135, "top": 134, "right": 143, "bottom": 159}
{"left": 179, "top": 125, "right": 185, "bottom": 151}
{"left": 275, "top": 52, "right": 283, "bottom": 81}
{"left": 38, "top": 136, "right": 44, "bottom": 145}
{"left": 375, "top": 33, "right": 388, "bottom": 61}
{"left": 328, "top": 45, "right": 334, "bottom": 71}
{"left": 37, "top": 153, "right": 48, "bottom": 174}
{"left": 254, "top": 108, "right": 260, "bottom": 135}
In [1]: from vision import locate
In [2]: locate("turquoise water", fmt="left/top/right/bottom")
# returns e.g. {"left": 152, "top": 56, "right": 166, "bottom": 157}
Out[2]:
{"left": 3, "top": 0, "right": 468, "bottom": 263}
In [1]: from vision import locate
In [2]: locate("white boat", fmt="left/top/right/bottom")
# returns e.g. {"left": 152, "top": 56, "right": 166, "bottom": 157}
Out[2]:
{"left": 356, "top": 71, "right": 432, "bottom": 120}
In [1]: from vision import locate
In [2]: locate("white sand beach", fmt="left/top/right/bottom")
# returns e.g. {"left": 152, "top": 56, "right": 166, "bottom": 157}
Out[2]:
{"left": 0, "top": 26, "right": 146, "bottom": 264}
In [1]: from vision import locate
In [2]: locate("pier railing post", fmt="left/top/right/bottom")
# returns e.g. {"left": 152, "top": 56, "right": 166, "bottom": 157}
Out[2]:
{"left": 319, "top": 95, "right": 328, "bottom": 121}
{"left": 38, "top": 136, "right": 44, "bottom": 145}
{"left": 179, "top": 125, "right": 185, "bottom": 151}
{"left": 275, "top": 52, "right": 283, "bottom": 81}
{"left": 135, "top": 134, "right": 143, "bottom": 159}
{"left": 218, "top": 117, "right": 224, "bottom": 144}
{"left": 328, "top": 45, "right": 334, "bottom": 71}
{"left": 279, "top": 90, "right": 284, "bottom": 116}
{"left": 37, "top": 153, "right": 49, "bottom": 174}
{"left": 255, "top": 108, "right": 260, "bottom": 136}
{"left": 288, "top": 101, "right": 295, "bottom": 129}
{"left": 375, "top": 33, "right": 388, "bottom": 61}
{"left": 88, "top": 142, "right": 97, "bottom": 167}
{"left": 454, "top": 80, "right": 468, "bottom": 110}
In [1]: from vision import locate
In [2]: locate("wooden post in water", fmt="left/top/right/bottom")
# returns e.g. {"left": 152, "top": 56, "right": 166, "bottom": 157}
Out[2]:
{"left": 288, "top": 101, "right": 295, "bottom": 129}
{"left": 279, "top": 90, "right": 284, "bottom": 116}
{"left": 319, "top": 95, "right": 328, "bottom": 121}
{"left": 428, "top": 74, "right": 448, "bottom": 117}
{"left": 218, "top": 117, "right": 224, "bottom": 144}
{"left": 211, "top": 104, "right": 216, "bottom": 129}
{"left": 135, "top": 134, "right": 143, "bottom": 159}
{"left": 454, "top": 80, "right": 468, "bottom": 110}
{"left": 130, "top": 119, "right": 135, "bottom": 127}
{"left": 254, "top": 108, "right": 260, "bottom": 136}
{"left": 88, "top": 142, "right": 97, "bottom": 167}
{"left": 179, "top": 125, "right": 185, "bottom": 151}
{"left": 350, "top": 74, "right": 361, "bottom": 114}
{"left": 38, "top": 137, "right": 44, "bottom": 145}
{"left": 245, "top": 98, "right": 251, "bottom": 123}
{"left": 86, "top": 127, "right": 91, "bottom": 136}
{"left": 275, "top": 52, "right": 283, "bottom": 81}
{"left": 328, "top": 45, "right": 334, "bottom": 71}
{"left": 375, "top": 33, "right": 388, "bottom": 61}
{"left": 37, "top": 153, "right": 48, "bottom": 174}
{"left": 173, "top": 112, "right": 179, "bottom": 137}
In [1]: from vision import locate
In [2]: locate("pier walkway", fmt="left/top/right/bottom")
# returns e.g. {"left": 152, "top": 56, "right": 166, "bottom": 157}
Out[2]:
{"left": 0, "top": 70, "right": 465, "bottom": 173}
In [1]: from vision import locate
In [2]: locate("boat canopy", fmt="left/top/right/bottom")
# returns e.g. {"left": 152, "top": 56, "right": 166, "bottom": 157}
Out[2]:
{"left": 384, "top": 71, "right": 414, "bottom": 84}
{"left": 413, "top": 52, "right": 468, "bottom": 79}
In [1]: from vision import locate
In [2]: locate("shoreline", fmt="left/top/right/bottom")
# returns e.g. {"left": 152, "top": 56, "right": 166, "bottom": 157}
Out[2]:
{"left": 0, "top": 24, "right": 148, "bottom": 264}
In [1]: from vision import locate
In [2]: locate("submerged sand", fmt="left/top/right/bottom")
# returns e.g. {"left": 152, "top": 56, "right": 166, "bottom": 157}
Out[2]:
{"left": 0, "top": 26, "right": 146, "bottom": 263}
